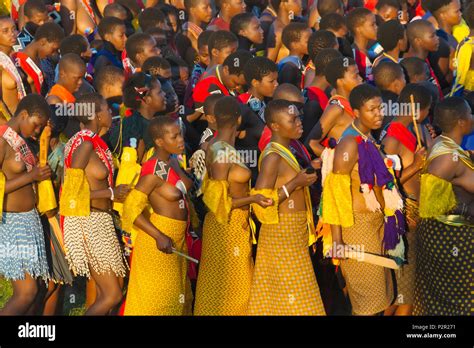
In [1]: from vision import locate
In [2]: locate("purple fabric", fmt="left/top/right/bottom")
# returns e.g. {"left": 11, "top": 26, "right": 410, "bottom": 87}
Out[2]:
{"left": 366, "top": 140, "right": 393, "bottom": 187}
{"left": 383, "top": 216, "right": 400, "bottom": 250}
{"left": 395, "top": 209, "right": 406, "bottom": 235}
{"left": 357, "top": 140, "right": 375, "bottom": 186}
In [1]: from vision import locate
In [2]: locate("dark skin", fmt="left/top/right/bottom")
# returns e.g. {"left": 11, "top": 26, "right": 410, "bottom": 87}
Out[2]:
{"left": 427, "top": 112, "right": 474, "bottom": 218}
{"left": 132, "top": 123, "right": 193, "bottom": 254}
{"left": 308, "top": 65, "right": 363, "bottom": 157}
{"left": 206, "top": 116, "right": 273, "bottom": 210}
{"left": 0, "top": 18, "right": 21, "bottom": 116}
{"left": 68, "top": 100, "right": 130, "bottom": 316}
{"left": 329, "top": 97, "right": 387, "bottom": 316}
{"left": 255, "top": 108, "right": 318, "bottom": 213}
{"left": 0, "top": 111, "right": 51, "bottom": 316}
{"left": 382, "top": 106, "right": 432, "bottom": 200}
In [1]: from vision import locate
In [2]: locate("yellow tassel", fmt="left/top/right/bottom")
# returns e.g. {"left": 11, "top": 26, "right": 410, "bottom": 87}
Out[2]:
{"left": 121, "top": 189, "right": 148, "bottom": 233}
{"left": 0, "top": 171, "right": 5, "bottom": 217}
{"left": 202, "top": 179, "right": 232, "bottom": 224}
{"left": 250, "top": 188, "right": 279, "bottom": 224}
{"left": 322, "top": 173, "right": 354, "bottom": 228}
{"left": 419, "top": 174, "right": 457, "bottom": 218}
{"left": 59, "top": 168, "right": 90, "bottom": 216}
{"left": 37, "top": 180, "right": 58, "bottom": 214}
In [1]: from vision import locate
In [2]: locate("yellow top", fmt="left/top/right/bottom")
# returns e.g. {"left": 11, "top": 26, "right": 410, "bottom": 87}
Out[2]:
{"left": 202, "top": 177, "right": 232, "bottom": 224}
{"left": 453, "top": 36, "right": 474, "bottom": 91}
{"left": 321, "top": 172, "right": 354, "bottom": 228}
{"left": 121, "top": 188, "right": 148, "bottom": 233}
{"left": 59, "top": 168, "right": 90, "bottom": 216}
{"left": 453, "top": 20, "right": 470, "bottom": 43}
{"left": 419, "top": 174, "right": 457, "bottom": 218}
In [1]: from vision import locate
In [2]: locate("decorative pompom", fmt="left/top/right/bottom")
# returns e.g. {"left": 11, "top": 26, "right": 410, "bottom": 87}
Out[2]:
{"left": 384, "top": 157, "right": 393, "bottom": 169}
{"left": 328, "top": 137, "right": 337, "bottom": 149}
{"left": 382, "top": 186, "right": 404, "bottom": 211}
{"left": 387, "top": 238, "right": 405, "bottom": 266}
{"left": 125, "top": 108, "right": 133, "bottom": 117}
{"left": 360, "top": 184, "right": 381, "bottom": 212}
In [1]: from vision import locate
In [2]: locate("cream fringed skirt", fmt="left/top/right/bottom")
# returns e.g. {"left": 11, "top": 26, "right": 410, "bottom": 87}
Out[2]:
{"left": 63, "top": 212, "right": 128, "bottom": 279}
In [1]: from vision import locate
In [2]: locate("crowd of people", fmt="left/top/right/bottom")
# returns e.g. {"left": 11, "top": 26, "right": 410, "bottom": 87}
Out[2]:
{"left": 0, "top": 0, "right": 472, "bottom": 317}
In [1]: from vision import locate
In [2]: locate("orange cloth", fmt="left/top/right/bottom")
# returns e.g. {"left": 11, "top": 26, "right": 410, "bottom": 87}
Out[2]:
{"left": 49, "top": 84, "right": 76, "bottom": 103}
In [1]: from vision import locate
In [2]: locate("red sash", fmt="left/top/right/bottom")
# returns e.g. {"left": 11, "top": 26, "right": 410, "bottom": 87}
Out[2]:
{"left": 0, "top": 125, "right": 36, "bottom": 171}
{"left": 386, "top": 122, "right": 417, "bottom": 153}
{"left": 353, "top": 48, "right": 372, "bottom": 81}
{"left": 64, "top": 129, "right": 114, "bottom": 187}
{"left": 0, "top": 51, "right": 27, "bottom": 100}
{"left": 306, "top": 86, "right": 329, "bottom": 110}
{"left": 13, "top": 52, "right": 44, "bottom": 93}
{"left": 192, "top": 75, "right": 230, "bottom": 104}
{"left": 425, "top": 58, "right": 444, "bottom": 100}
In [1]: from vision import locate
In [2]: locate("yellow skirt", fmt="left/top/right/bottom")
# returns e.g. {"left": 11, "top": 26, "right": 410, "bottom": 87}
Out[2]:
{"left": 123, "top": 213, "right": 193, "bottom": 315}
{"left": 248, "top": 211, "right": 326, "bottom": 316}
{"left": 194, "top": 209, "right": 254, "bottom": 315}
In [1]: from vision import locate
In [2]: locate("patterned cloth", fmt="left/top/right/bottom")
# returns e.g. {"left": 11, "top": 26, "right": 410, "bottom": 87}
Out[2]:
{"left": 413, "top": 218, "right": 473, "bottom": 315}
{"left": 0, "top": 209, "right": 50, "bottom": 282}
{"left": 395, "top": 198, "right": 418, "bottom": 306}
{"left": 63, "top": 212, "right": 128, "bottom": 279}
{"left": 194, "top": 209, "right": 254, "bottom": 315}
{"left": 124, "top": 213, "right": 193, "bottom": 315}
{"left": 340, "top": 211, "right": 394, "bottom": 315}
{"left": 248, "top": 211, "right": 326, "bottom": 315}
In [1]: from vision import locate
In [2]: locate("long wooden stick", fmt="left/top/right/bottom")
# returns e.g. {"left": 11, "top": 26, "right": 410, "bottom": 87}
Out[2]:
{"left": 172, "top": 247, "right": 199, "bottom": 264}
{"left": 410, "top": 94, "right": 423, "bottom": 150}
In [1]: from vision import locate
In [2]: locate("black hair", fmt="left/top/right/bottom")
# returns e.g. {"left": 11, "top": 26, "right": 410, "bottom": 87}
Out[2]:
{"left": 138, "top": 7, "right": 167, "bottom": 32}
{"left": 325, "top": 56, "right": 356, "bottom": 88}
{"left": 14, "top": 94, "right": 50, "bottom": 119}
{"left": 208, "top": 30, "right": 238, "bottom": 56}
{"left": 464, "top": 1, "right": 474, "bottom": 28}
{"left": 230, "top": 12, "right": 255, "bottom": 36}
{"left": 264, "top": 99, "right": 295, "bottom": 126}
{"left": 198, "top": 30, "right": 214, "bottom": 49}
{"left": 125, "top": 33, "right": 154, "bottom": 63}
{"left": 349, "top": 83, "right": 382, "bottom": 110}
{"left": 407, "top": 19, "right": 433, "bottom": 44}
{"left": 308, "top": 30, "right": 337, "bottom": 63}
{"left": 103, "top": 3, "right": 127, "bottom": 17}
{"left": 281, "top": 22, "right": 309, "bottom": 50}
{"left": 98, "top": 16, "right": 125, "bottom": 38}
{"left": 319, "top": 13, "right": 346, "bottom": 32}
{"left": 223, "top": 50, "right": 253, "bottom": 75}
{"left": 400, "top": 56, "right": 429, "bottom": 82}
{"left": 273, "top": 83, "right": 302, "bottom": 101}
{"left": 184, "top": 0, "right": 203, "bottom": 9}
{"left": 214, "top": 96, "right": 241, "bottom": 128}
{"left": 148, "top": 115, "right": 179, "bottom": 140}
{"left": 377, "top": 19, "right": 405, "bottom": 52}
{"left": 373, "top": 61, "right": 404, "bottom": 90}
{"left": 203, "top": 94, "right": 225, "bottom": 116}
{"left": 34, "top": 22, "right": 65, "bottom": 43}
{"left": 398, "top": 83, "right": 433, "bottom": 111}
{"left": 434, "top": 96, "right": 472, "bottom": 132}
{"left": 143, "top": 56, "right": 172, "bottom": 78}
{"left": 314, "top": 48, "right": 343, "bottom": 76}
{"left": 317, "top": 0, "right": 344, "bottom": 17}
{"left": 58, "top": 53, "right": 86, "bottom": 72}
{"left": 59, "top": 34, "right": 89, "bottom": 56}
{"left": 74, "top": 93, "right": 105, "bottom": 125}
{"left": 24, "top": 0, "right": 47, "bottom": 18}
{"left": 93, "top": 65, "right": 124, "bottom": 94}
{"left": 429, "top": 0, "right": 454, "bottom": 14}
{"left": 375, "top": 0, "right": 400, "bottom": 11}
{"left": 243, "top": 56, "right": 277, "bottom": 84}
{"left": 270, "top": 0, "right": 286, "bottom": 12}
{"left": 346, "top": 7, "right": 373, "bottom": 33}
{"left": 123, "top": 72, "right": 159, "bottom": 109}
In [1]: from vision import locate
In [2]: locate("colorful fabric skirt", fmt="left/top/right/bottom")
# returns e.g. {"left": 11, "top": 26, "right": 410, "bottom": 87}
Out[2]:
{"left": 248, "top": 211, "right": 326, "bottom": 315}
{"left": 394, "top": 197, "right": 419, "bottom": 306}
{"left": 194, "top": 209, "right": 254, "bottom": 315}
{"left": 0, "top": 209, "right": 50, "bottom": 282}
{"left": 414, "top": 218, "right": 473, "bottom": 315}
{"left": 63, "top": 212, "right": 128, "bottom": 279}
{"left": 340, "top": 211, "right": 394, "bottom": 315}
{"left": 124, "top": 213, "right": 193, "bottom": 315}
